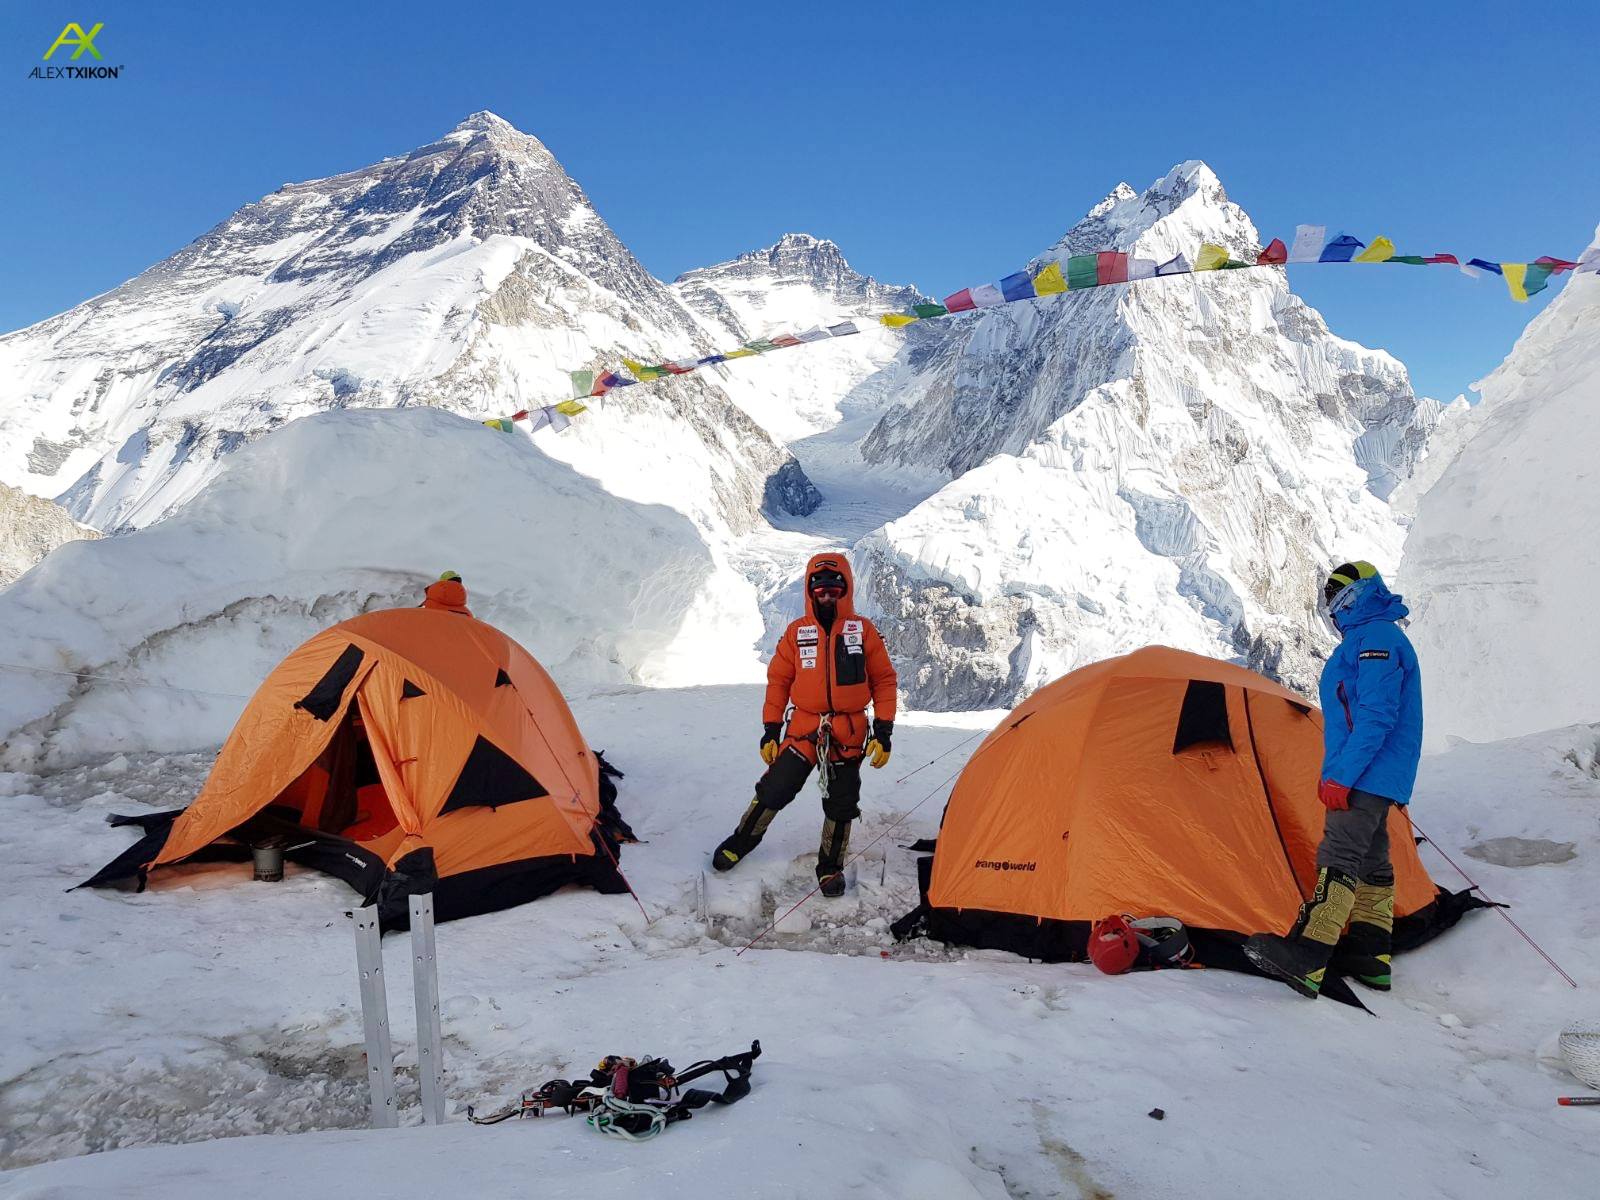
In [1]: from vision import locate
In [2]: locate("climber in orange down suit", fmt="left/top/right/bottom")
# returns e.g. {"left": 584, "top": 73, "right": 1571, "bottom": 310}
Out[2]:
{"left": 712, "top": 552, "right": 897, "bottom": 897}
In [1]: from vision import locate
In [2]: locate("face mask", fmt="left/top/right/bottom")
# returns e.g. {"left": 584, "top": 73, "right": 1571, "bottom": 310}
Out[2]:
{"left": 1318, "top": 578, "right": 1365, "bottom": 636}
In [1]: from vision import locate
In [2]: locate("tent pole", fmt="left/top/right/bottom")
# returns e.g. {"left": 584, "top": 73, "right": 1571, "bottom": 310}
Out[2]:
{"left": 352, "top": 908, "right": 398, "bottom": 1128}
{"left": 409, "top": 892, "right": 447, "bottom": 1124}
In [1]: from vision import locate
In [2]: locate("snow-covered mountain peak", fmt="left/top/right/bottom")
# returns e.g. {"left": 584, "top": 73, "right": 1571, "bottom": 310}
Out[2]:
{"left": 1044, "top": 158, "right": 1249, "bottom": 263}
{"left": 676, "top": 232, "right": 921, "bottom": 320}
{"left": 0, "top": 114, "right": 820, "bottom": 538}
{"left": 854, "top": 159, "right": 1441, "bottom": 707}
{"left": 448, "top": 109, "right": 519, "bottom": 137}
{"left": 1085, "top": 182, "right": 1139, "bottom": 220}
{"left": 673, "top": 232, "right": 923, "bottom": 354}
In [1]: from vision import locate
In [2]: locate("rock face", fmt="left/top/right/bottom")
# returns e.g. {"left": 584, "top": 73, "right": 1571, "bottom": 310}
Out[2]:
{"left": 0, "top": 483, "right": 98, "bottom": 588}
{"left": 851, "top": 162, "right": 1441, "bottom": 708}
{"left": 0, "top": 112, "right": 815, "bottom": 537}
{"left": 1400, "top": 227, "right": 1600, "bottom": 743}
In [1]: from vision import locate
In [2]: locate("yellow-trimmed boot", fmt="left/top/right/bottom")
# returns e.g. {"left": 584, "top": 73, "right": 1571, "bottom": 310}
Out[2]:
{"left": 1333, "top": 881, "right": 1395, "bottom": 990}
{"left": 1244, "top": 868, "right": 1359, "bottom": 998}
{"left": 712, "top": 799, "right": 779, "bottom": 872}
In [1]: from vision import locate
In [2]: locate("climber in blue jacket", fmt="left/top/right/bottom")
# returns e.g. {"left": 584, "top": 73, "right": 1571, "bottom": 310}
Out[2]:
{"left": 1246, "top": 561, "right": 1423, "bottom": 998}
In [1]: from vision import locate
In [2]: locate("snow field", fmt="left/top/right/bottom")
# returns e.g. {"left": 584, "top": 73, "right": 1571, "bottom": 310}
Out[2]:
{"left": 1, "top": 685, "right": 1596, "bottom": 1199}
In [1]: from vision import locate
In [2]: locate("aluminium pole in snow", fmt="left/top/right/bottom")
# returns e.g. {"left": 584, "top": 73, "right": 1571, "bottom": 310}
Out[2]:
{"left": 352, "top": 907, "right": 398, "bottom": 1129}
{"left": 409, "top": 891, "right": 446, "bottom": 1125}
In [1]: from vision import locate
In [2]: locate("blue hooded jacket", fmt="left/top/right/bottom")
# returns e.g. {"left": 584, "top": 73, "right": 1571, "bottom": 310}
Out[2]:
{"left": 1317, "top": 573, "right": 1423, "bottom": 804}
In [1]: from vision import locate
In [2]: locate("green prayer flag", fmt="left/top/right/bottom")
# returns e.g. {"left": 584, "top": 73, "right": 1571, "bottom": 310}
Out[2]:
{"left": 569, "top": 369, "right": 595, "bottom": 398}
{"left": 1388, "top": 255, "right": 1428, "bottom": 265}
{"left": 912, "top": 303, "right": 948, "bottom": 319}
{"left": 1067, "top": 255, "right": 1099, "bottom": 290}
{"left": 1523, "top": 262, "right": 1555, "bottom": 297}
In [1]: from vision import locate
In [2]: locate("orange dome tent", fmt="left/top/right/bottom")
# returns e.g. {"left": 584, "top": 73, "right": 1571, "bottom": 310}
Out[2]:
{"left": 894, "top": 646, "right": 1483, "bottom": 969}
{"left": 82, "top": 608, "right": 632, "bottom": 927}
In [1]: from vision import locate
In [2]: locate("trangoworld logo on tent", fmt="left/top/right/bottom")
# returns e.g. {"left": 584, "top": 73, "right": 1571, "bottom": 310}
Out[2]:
{"left": 975, "top": 858, "right": 1038, "bottom": 872}
{"left": 29, "top": 23, "right": 122, "bottom": 79}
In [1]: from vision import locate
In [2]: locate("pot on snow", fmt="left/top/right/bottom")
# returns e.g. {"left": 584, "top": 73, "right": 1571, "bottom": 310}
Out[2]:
{"left": 252, "top": 837, "right": 286, "bottom": 883}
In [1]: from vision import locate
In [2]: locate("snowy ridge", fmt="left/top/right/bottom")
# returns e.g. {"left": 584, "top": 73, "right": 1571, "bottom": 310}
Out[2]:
{"left": 0, "top": 409, "right": 760, "bottom": 769}
{"left": 0, "top": 113, "right": 818, "bottom": 539}
{"left": 851, "top": 162, "right": 1441, "bottom": 707}
{"left": 1400, "top": 224, "right": 1600, "bottom": 743}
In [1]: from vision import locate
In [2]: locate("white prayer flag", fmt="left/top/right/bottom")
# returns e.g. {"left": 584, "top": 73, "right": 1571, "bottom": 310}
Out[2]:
{"left": 970, "top": 283, "right": 1005, "bottom": 307}
{"left": 1127, "top": 257, "right": 1158, "bottom": 280}
{"left": 1288, "top": 224, "right": 1327, "bottom": 263}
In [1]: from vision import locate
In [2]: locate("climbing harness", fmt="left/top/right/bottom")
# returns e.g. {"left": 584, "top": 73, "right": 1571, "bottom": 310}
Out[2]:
{"left": 468, "top": 1040, "right": 761, "bottom": 1140}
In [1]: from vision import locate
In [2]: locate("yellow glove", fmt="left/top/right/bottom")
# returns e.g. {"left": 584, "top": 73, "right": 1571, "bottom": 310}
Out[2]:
{"left": 865, "top": 720, "right": 893, "bottom": 769}
{"left": 759, "top": 722, "right": 782, "bottom": 765}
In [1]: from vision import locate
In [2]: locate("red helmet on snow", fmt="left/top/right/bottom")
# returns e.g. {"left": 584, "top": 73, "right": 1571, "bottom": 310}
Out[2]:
{"left": 1088, "top": 914, "right": 1142, "bottom": 975}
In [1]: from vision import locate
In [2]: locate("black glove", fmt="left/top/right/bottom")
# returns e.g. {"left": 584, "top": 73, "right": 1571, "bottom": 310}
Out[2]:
{"left": 870, "top": 719, "right": 893, "bottom": 754}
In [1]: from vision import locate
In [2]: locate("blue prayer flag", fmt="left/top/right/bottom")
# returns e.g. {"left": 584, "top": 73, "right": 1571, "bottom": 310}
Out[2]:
{"left": 1318, "top": 235, "right": 1365, "bottom": 263}
{"left": 1000, "top": 271, "right": 1036, "bottom": 302}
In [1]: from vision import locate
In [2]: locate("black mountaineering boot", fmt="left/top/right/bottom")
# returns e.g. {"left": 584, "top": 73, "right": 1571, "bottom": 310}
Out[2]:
{"left": 1244, "top": 867, "right": 1358, "bottom": 998}
{"left": 816, "top": 817, "right": 852, "bottom": 897}
{"left": 1333, "top": 881, "right": 1395, "bottom": 990}
{"left": 713, "top": 800, "right": 778, "bottom": 872}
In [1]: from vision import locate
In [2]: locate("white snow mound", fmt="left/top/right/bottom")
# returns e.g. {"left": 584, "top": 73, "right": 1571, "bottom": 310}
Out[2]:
{"left": 0, "top": 407, "right": 759, "bottom": 768}
{"left": 1401, "top": 230, "right": 1600, "bottom": 743}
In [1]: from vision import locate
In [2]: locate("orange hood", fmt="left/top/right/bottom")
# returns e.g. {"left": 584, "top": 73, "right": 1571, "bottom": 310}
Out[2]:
{"left": 803, "top": 551, "right": 858, "bottom": 623}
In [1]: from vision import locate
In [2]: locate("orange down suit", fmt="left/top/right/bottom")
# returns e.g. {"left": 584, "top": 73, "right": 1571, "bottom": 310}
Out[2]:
{"left": 763, "top": 553, "right": 897, "bottom": 762}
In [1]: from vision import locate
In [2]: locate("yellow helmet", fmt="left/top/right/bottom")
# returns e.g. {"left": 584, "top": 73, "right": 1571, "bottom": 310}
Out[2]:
{"left": 438, "top": 570, "right": 462, "bottom": 583}
{"left": 1322, "top": 560, "right": 1378, "bottom": 612}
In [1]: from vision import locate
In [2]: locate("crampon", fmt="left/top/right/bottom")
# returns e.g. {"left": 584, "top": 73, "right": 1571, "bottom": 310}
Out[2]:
{"left": 467, "top": 1039, "right": 761, "bottom": 1141}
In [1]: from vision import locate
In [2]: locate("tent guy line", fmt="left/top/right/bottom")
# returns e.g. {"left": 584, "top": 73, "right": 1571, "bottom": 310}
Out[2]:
{"left": 1404, "top": 810, "right": 1578, "bottom": 988}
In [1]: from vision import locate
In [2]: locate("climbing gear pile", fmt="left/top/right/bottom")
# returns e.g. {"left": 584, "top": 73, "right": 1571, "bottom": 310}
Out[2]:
{"left": 467, "top": 1040, "right": 761, "bottom": 1141}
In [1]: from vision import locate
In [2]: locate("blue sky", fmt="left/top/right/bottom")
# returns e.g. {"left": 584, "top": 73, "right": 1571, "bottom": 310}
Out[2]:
{"left": 3, "top": 1, "right": 1595, "bottom": 402}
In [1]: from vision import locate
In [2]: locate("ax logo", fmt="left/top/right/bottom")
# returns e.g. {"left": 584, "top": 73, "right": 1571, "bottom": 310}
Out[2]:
{"left": 44, "top": 23, "right": 104, "bottom": 60}
{"left": 28, "top": 22, "right": 120, "bottom": 79}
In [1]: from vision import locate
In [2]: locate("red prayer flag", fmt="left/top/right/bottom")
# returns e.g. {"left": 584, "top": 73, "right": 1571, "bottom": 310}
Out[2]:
{"left": 510, "top": 410, "right": 529, "bottom": 422}
{"left": 944, "top": 288, "right": 977, "bottom": 312}
{"left": 661, "top": 362, "right": 691, "bottom": 375}
{"left": 1097, "top": 251, "right": 1129, "bottom": 284}
{"left": 1535, "top": 255, "right": 1581, "bottom": 274}
{"left": 1423, "top": 253, "right": 1459, "bottom": 265}
{"left": 1257, "top": 239, "right": 1288, "bottom": 266}
{"left": 770, "top": 334, "right": 802, "bottom": 348}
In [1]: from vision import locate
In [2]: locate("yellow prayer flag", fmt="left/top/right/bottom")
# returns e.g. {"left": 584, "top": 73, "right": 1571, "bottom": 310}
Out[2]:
{"left": 1033, "top": 261, "right": 1068, "bottom": 295}
{"left": 1194, "top": 243, "right": 1231, "bottom": 272}
{"left": 1502, "top": 262, "right": 1530, "bottom": 302}
{"left": 1353, "top": 236, "right": 1396, "bottom": 264}
{"left": 880, "top": 313, "right": 919, "bottom": 328}
{"left": 555, "top": 400, "right": 588, "bottom": 416}
{"left": 723, "top": 347, "right": 758, "bottom": 359}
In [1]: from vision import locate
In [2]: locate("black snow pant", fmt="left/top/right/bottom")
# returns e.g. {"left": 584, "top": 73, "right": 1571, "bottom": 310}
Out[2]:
{"left": 746, "top": 746, "right": 861, "bottom": 875}
{"left": 1315, "top": 788, "right": 1395, "bottom": 886}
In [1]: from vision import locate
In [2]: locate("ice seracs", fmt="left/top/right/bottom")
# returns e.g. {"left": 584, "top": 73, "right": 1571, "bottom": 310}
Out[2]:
{"left": 1400, "top": 224, "right": 1600, "bottom": 744}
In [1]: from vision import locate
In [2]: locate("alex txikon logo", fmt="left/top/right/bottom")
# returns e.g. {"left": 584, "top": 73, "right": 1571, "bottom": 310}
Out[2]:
{"left": 28, "top": 23, "right": 122, "bottom": 80}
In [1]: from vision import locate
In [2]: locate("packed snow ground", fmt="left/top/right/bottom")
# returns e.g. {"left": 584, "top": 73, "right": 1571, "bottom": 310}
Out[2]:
{"left": 1, "top": 685, "right": 1595, "bottom": 1199}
